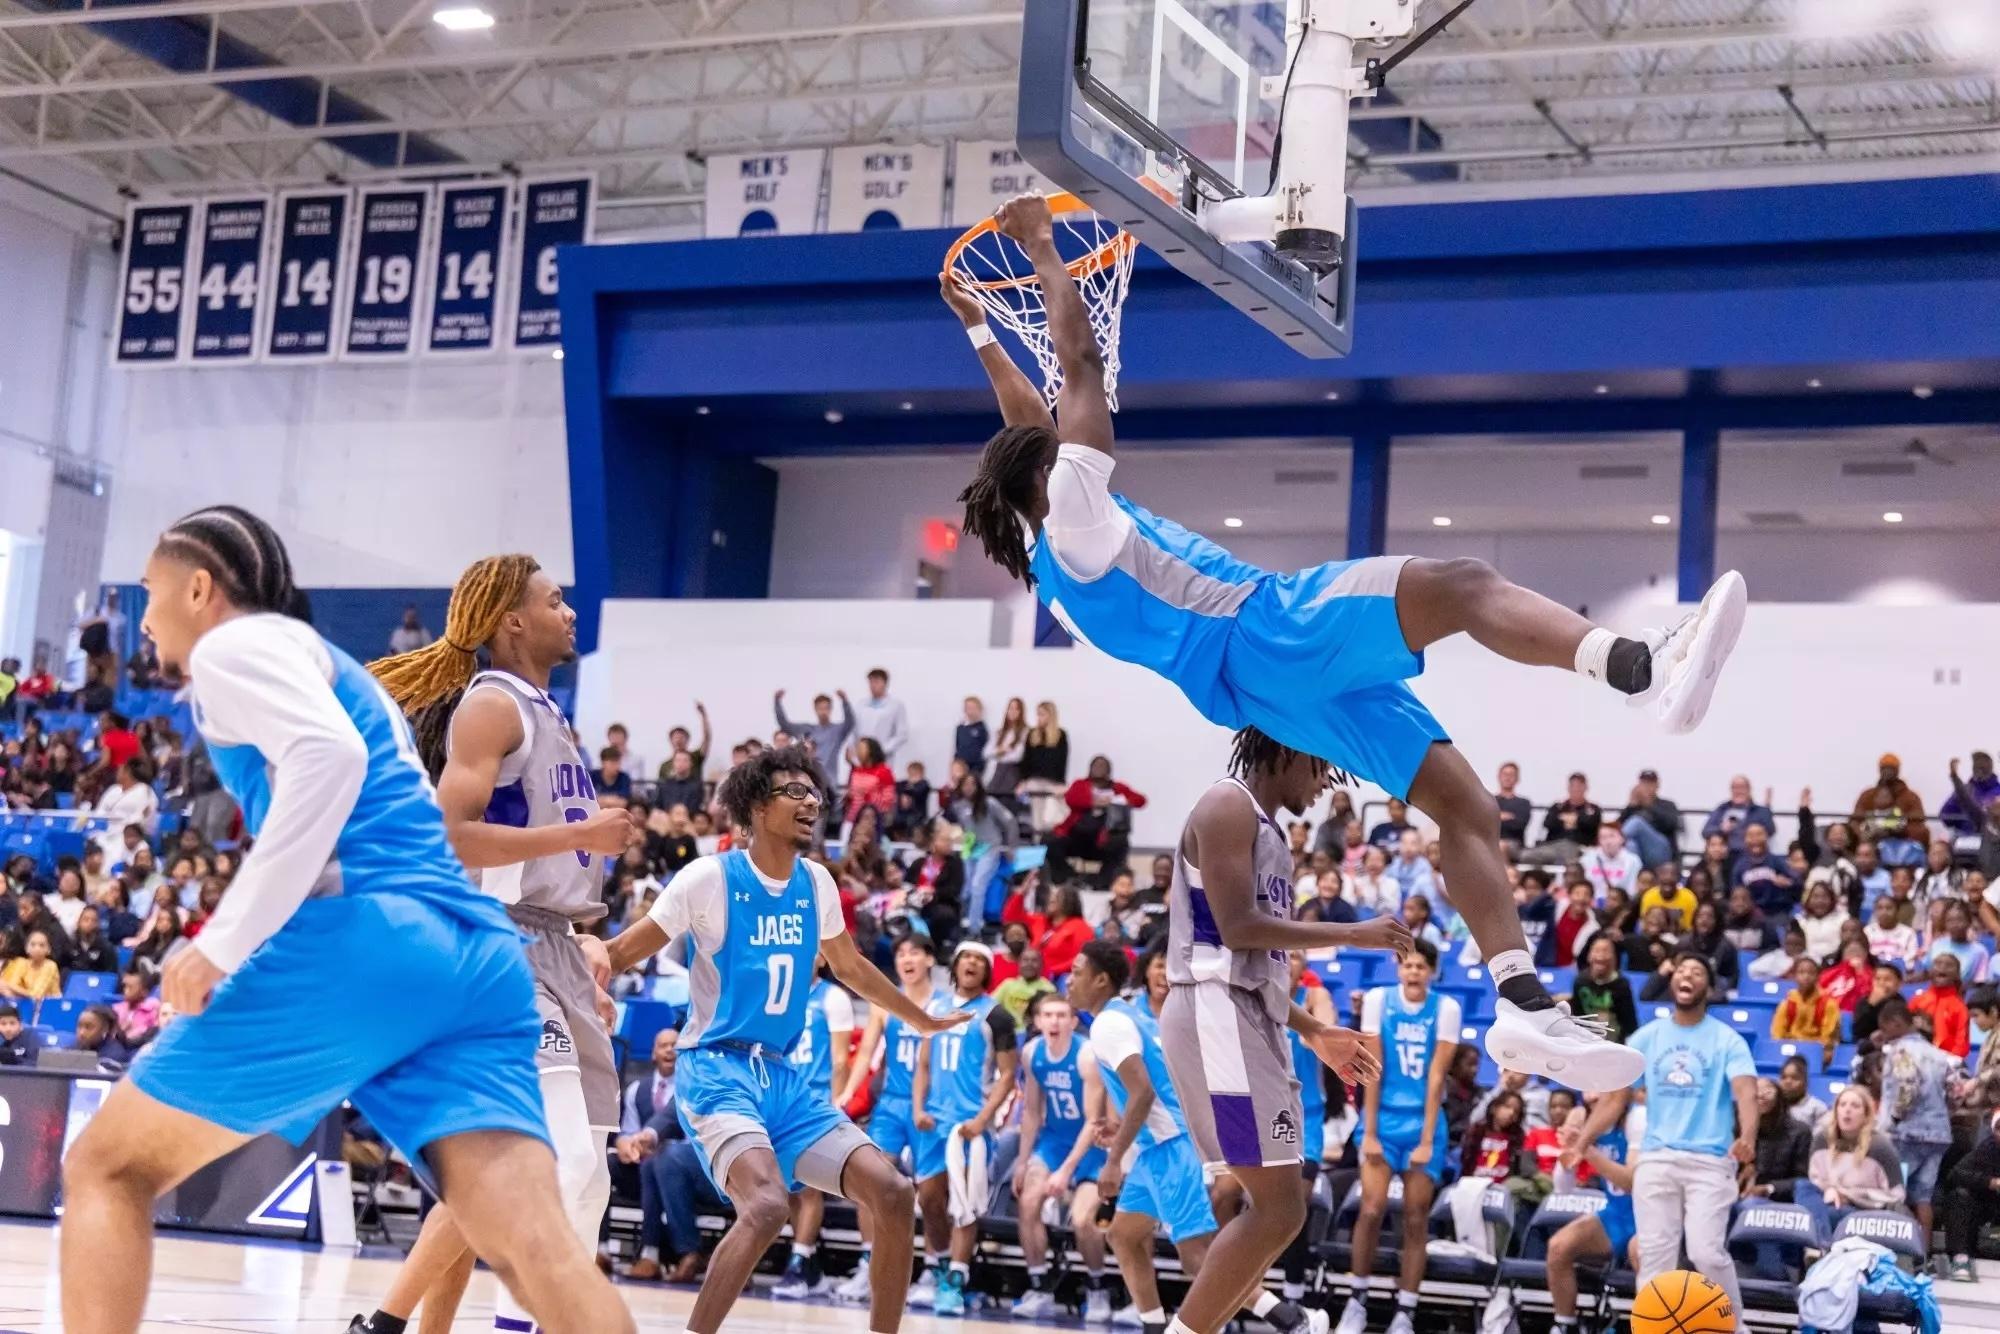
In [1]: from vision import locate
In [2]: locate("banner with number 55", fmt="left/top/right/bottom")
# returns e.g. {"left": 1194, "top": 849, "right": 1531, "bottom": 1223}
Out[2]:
{"left": 340, "top": 184, "right": 432, "bottom": 360}
{"left": 511, "top": 176, "right": 593, "bottom": 349}
{"left": 114, "top": 202, "right": 195, "bottom": 366}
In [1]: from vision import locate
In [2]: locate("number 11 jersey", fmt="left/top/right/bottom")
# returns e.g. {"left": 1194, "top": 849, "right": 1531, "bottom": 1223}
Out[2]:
{"left": 645, "top": 850, "right": 847, "bottom": 1055}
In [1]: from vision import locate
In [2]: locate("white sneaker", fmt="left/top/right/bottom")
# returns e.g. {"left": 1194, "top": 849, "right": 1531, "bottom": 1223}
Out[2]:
{"left": 833, "top": 1259, "right": 871, "bottom": 1304}
{"left": 1111, "top": 1305, "right": 1146, "bottom": 1328}
{"left": 1013, "top": 1289, "right": 1058, "bottom": 1319}
{"left": 1385, "top": 1312, "right": 1415, "bottom": 1334}
{"left": 1085, "top": 1290, "right": 1113, "bottom": 1323}
{"left": 1334, "top": 1298, "right": 1369, "bottom": 1334}
{"left": 1629, "top": 569, "right": 1746, "bottom": 733}
{"left": 1486, "top": 998, "right": 1646, "bottom": 1093}
{"left": 909, "top": 1267, "right": 938, "bottom": 1309}
{"left": 1304, "top": 1310, "right": 1331, "bottom": 1334}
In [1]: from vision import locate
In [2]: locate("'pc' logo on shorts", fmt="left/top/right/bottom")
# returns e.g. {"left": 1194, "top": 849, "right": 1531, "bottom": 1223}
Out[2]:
{"left": 1269, "top": 1109, "right": 1299, "bottom": 1145}
{"left": 540, "top": 1020, "right": 574, "bottom": 1054}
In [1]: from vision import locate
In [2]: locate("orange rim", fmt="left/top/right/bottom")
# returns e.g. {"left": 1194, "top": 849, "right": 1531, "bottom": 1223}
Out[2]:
{"left": 944, "top": 190, "right": 1133, "bottom": 292}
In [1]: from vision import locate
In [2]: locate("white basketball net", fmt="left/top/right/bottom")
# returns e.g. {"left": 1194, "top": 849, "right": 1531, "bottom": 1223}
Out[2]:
{"left": 946, "top": 207, "right": 1137, "bottom": 411}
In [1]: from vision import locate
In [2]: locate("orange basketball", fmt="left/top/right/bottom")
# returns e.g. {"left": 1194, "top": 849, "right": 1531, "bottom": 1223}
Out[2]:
{"left": 1630, "top": 1269, "right": 1736, "bottom": 1334}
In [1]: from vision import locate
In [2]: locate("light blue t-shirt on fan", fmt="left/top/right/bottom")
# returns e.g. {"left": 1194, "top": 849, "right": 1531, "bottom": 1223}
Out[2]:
{"left": 1629, "top": 1014, "right": 1756, "bottom": 1157}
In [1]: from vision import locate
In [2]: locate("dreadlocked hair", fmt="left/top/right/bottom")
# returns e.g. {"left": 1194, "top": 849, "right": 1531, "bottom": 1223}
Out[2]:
{"left": 154, "top": 506, "right": 303, "bottom": 620}
{"left": 369, "top": 554, "right": 540, "bottom": 780}
{"left": 958, "top": 424, "right": 1057, "bottom": 584}
{"left": 1227, "top": 725, "right": 1353, "bottom": 789}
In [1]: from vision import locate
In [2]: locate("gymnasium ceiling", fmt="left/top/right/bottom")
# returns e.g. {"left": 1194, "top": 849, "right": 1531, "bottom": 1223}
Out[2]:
{"left": 0, "top": 0, "right": 1994, "bottom": 234}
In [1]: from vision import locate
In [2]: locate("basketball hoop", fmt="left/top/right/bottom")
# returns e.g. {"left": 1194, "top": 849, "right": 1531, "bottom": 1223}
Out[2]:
{"left": 944, "top": 192, "right": 1137, "bottom": 411}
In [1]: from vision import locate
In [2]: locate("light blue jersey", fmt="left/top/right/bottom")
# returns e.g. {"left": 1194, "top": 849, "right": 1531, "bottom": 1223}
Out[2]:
{"left": 1028, "top": 1033, "right": 1104, "bottom": 1179}
{"left": 790, "top": 979, "right": 836, "bottom": 1097}
{"left": 1364, "top": 984, "right": 1460, "bottom": 1116}
{"left": 201, "top": 632, "right": 492, "bottom": 924}
{"left": 1630, "top": 1014, "right": 1756, "bottom": 1157}
{"left": 131, "top": 614, "right": 545, "bottom": 1178}
{"left": 1091, "top": 996, "right": 1187, "bottom": 1149}
{"left": 684, "top": 851, "right": 823, "bottom": 1055}
{"left": 927, "top": 992, "right": 1008, "bottom": 1125}
{"left": 1289, "top": 984, "right": 1328, "bottom": 1122}
{"left": 1023, "top": 446, "right": 1448, "bottom": 798}
{"left": 882, "top": 995, "right": 938, "bottom": 1103}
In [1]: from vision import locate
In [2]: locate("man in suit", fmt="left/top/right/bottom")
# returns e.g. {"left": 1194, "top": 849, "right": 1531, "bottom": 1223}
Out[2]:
{"left": 612, "top": 1028, "right": 688, "bottom": 1280}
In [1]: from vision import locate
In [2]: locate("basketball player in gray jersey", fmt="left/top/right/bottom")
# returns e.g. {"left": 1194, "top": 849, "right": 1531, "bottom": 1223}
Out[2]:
{"left": 352, "top": 556, "right": 639, "bottom": 1334}
{"left": 1157, "top": 727, "right": 1408, "bottom": 1334}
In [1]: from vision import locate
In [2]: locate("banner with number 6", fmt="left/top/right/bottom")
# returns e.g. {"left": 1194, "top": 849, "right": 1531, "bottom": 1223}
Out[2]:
{"left": 264, "top": 189, "right": 351, "bottom": 363}
{"left": 511, "top": 175, "right": 593, "bottom": 349}
{"left": 340, "top": 184, "right": 432, "bottom": 360}
{"left": 114, "top": 202, "right": 195, "bottom": 366}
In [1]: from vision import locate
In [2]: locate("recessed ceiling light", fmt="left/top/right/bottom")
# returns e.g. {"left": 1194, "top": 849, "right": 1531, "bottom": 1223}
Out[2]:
{"left": 1593, "top": 384, "right": 1609, "bottom": 395}
{"left": 1650, "top": 514, "right": 1672, "bottom": 525}
{"left": 1883, "top": 511, "right": 1905, "bottom": 523}
{"left": 1913, "top": 385, "right": 1935, "bottom": 399}
{"left": 550, "top": 348, "right": 563, "bottom": 361}
{"left": 1432, "top": 516, "right": 1452, "bottom": 528}
{"left": 1223, "top": 516, "right": 1244, "bottom": 529}
{"left": 823, "top": 409, "right": 844, "bottom": 424}
{"left": 695, "top": 405, "right": 710, "bottom": 415}
{"left": 432, "top": 5, "right": 495, "bottom": 31}
{"left": 899, "top": 401, "right": 914, "bottom": 411}
{"left": 1323, "top": 390, "right": 1340, "bottom": 401}
{"left": 1807, "top": 377, "right": 1823, "bottom": 389}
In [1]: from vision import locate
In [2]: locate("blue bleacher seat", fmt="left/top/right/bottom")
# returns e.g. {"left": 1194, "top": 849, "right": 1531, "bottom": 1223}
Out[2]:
{"left": 53, "top": 792, "right": 75, "bottom": 811}
{"left": 1727, "top": 1199, "right": 1825, "bottom": 1308}
{"left": 1425, "top": 1185, "right": 1512, "bottom": 1284}
{"left": 1499, "top": 1189, "right": 1606, "bottom": 1287}
{"left": 1538, "top": 965, "right": 1576, "bottom": 996}
{"left": 616, "top": 998, "right": 680, "bottom": 1062}
{"left": 0, "top": 823, "right": 50, "bottom": 868}
{"left": 63, "top": 972, "right": 119, "bottom": 1002}
{"left": 36, "top": 998, "right": 84, "bottom": 1032}
{"left": 28, "top": 1026, "right": 61, "bottom": 1049}
{"left": 1834, "top": 1210, "right": 1926, "bottom": 1266}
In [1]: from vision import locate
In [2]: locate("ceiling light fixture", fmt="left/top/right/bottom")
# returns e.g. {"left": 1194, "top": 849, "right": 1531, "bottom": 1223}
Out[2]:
{"left": 1807, "top": 377, "right": 1823, "bottom": 389}
{"left": 1912, "top": 385, "right": 1935, "bottom": 399}
{"left": 824, "top": 409, "right": 845, "bottom": 424}
{"left": 1223, "top": 516, "right": 1244, "bottom": 529}
{"left": 549, "top": 348, "right": 563, "bottom": 361}
{"left": 1650, "top": 514, "right": 1672, "bottom": 525}
{"left": 432, "top": 5, "right": 495, "bottom": 30}
{"left": 695, "top": 405, "right": 710, "bottom": 415}
{"left": 1593, "top": 384, "right": 1609, "bottom": 395}
{"left": 899, "top": 401, "right": 914, "bottom": 411}
{"left": 1883, "top": 511, "right": 1905, "bottom": 523}
{"left": 1432, "top": 516, "right": 1452, "bottom": 528}
{"left": 1324, "top": 390, "right": 1340, "bottom": 401}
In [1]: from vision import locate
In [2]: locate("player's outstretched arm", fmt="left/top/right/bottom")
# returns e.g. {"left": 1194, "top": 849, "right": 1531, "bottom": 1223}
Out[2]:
{"left": 942, "top": 273, "right": 1056, "bottom": 435}
{"left": 993, "top": 194, "right": 1112, "bottom": 456}
{"left": 821, "top": 929, "right": 972, "bottom": 1037}
{"left": 1189, "top": 787, "right": 1412, "bottom": 957}
{"left": 442, "top": 690, "right": 637, "bottom": 870}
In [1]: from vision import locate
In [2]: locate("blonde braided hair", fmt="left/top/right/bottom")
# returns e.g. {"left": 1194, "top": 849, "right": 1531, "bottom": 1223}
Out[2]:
{"left": 369, "top": 554, "right": 540, "bottom": 777}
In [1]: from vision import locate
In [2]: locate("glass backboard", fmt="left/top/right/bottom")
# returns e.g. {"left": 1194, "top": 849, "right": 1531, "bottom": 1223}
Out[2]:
{"left": 1018, "top": 0, "right": 1355, "bottom": 357}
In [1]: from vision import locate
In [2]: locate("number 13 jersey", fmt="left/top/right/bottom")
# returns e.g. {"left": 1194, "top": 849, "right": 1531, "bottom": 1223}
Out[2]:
{"left": 646, "top": 850, "right": 847, "bottom": 1056}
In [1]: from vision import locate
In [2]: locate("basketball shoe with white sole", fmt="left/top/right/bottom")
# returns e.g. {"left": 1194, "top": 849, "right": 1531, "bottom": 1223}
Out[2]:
{"left": 1484, "top": 998, "right": 1647, "bottom": 1093}
{"left": 1333, "top": 1297, "right": 1369, "bottom": 1334}
{"left": 1628, "top": 569, "right": 1747, "bottom": 734}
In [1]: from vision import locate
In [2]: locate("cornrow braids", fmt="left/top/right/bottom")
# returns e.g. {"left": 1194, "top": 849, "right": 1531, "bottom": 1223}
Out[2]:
{"left": 154, "top": 506, "right": 303, "bottom": 619}
{"left": 369, "top": 554, "right": 540, "bottom": 778}
{"left": 958, "top": 424, "right": 1058, "bottom": 584}
{"left": 1227, "top": 725, "right": 1353, "bottom": 789}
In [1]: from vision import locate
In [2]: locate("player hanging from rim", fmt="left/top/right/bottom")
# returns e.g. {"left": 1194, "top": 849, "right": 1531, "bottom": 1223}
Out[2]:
{"left": 1011, "top": 991, "right": 1113, "bottom": 1323}
{"left": 603, "top": 746, "right": 969, "bottom": 1334}
{"left": 769, "top": 959, "right": 858, "bottom": 1300}
{"left": 63, "top": 508, "right": 632, "bottom": 1334}
{"left": 348, "top": 555, "right": 638, "bottom": 1334}
{"left": 1336, "top": 939, "right": 1458, "bottom": 1334}
{"left": 1156, "top": 727, "right": 1404, "bottom": 1334}
{"left": 836, "top": 932, "right": 945, "bottom": 1306}
{"left": 944, "top": 192, "right": 1748, "bottom": 1094}
{"left": 912, "top": 940, "right": 1020, "bottom": 1315}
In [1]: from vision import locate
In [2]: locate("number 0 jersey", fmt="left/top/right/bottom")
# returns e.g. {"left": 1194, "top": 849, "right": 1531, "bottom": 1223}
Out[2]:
{"left": 646, "top": 851, "right": 846, "bottom": 1055}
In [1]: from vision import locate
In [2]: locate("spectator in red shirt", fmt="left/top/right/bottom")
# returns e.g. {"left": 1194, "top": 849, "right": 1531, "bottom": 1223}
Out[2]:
{"left": 1914, "top": 951, "right": 1971, "bottom": 1058}
{"left": 96, "top": 711, "right": 140, "bottom": 774}
{"left": 1033, "top": 883, "right": 1095, "bottom": 982}
{"left": 1523, "top": 1088, "right": 1579, "bottom": 1179}
{"left": 1818, "top": 938, "right": 1874, "bottom": 1014}
{"left": 1553, "top": 879, "right": 1598, "bottom": 967}
{"left": 1050, "top": 756, "right": 1146, "bottom": 885}
{"left": 842, "top": 737, "right": 895, "bottom": 828}
{"left": 1461, "top": 1089, "right": 1530, "bottom": 1183}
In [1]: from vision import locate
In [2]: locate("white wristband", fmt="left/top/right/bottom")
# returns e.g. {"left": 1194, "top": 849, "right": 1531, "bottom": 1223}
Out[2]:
{"left": 967, "top": 324, "right": 997, "bottom": 350}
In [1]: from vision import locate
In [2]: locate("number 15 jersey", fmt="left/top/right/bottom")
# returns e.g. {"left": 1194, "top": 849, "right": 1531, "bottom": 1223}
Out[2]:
{"left": 646, "top": 851, "right": 847, "bottom": 1055}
